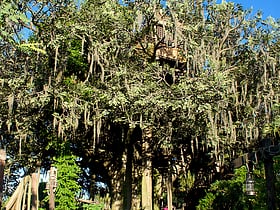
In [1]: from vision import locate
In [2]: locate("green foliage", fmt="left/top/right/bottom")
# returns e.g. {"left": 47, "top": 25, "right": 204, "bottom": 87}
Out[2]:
{"left": 179, "top": 171, "right": 195, "bottom": 192}
{"left": 66, "top": 39, "right": 88, "bottom": 80}
{"left": 197, "top": 163, "right": 280, "bottom": 210}
{"left": 18, "top": 43, "right": 46, "bottom": 54}
{"left": 263, "top": 103, "right": 280, "bottom": 137}
{"left": 1, "top": 0, "right": 280, "bottom": 209}
{"left": 0, "top": 0, "right": 28, "bottom": 41}
{"left": 54, "top": 154, "right": 82, "bottom": 210}
{"left": 82, "top": 203, "right": 104, "bottom": 210}
{"left": 197, "top": 167, "right": 247, "bottom": 210}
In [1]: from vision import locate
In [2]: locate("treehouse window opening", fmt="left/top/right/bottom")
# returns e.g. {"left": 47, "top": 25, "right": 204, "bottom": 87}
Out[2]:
{"left": 156, "top": 24, "right": 164, "bottom": 41}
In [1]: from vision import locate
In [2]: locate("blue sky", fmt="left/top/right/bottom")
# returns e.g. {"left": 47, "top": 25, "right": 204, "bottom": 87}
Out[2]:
{"left": 226, "top": 0, "right": 280, "bottom": 19}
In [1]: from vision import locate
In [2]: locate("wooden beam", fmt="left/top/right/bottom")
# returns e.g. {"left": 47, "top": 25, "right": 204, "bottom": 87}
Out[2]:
{"left": 0, "top": 149, "right": 6, "bottom": 209}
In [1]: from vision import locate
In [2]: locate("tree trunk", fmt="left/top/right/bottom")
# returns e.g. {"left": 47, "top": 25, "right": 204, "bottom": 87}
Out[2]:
{"left": 111, "top": 165, "right": 124, "bottom": 210}
{"left": 264, "top": 156, "right": 276, "bottom": 210}
{"left": 142, "top": 155, "right": 153, "bottom": 210}
{"left": 141, "top": 128, "right": 153, "bottom": 210}
{"left": 123, "top": 129, "right": 133, "bottom": 210}
{"left": 166, "top": 173, "right": 172, "bottom": 210}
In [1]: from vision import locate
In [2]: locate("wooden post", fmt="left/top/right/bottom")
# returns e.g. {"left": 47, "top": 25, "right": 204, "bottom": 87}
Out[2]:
{"left": 0, "top": 149, "right": 6, "bottom": 209}
{"left": 166, "top": 161, "right": 173, "bottom": 210}
{"left": 166, "top": 173, "right": 172, "bottom": 210}
{"left": 142, "top": 155, "right": 153, "bottom": 210}
{"left": 49, "top": 167, "right": 57, "bottom": 210}
{"left": 49, "top": 179, "right": 55, "bottom": 210}
{"left": 31, "top": 173, "right": 39, "bottom": 210}
{"left": 142, "top": 143, "right": 153, "bottom": 210}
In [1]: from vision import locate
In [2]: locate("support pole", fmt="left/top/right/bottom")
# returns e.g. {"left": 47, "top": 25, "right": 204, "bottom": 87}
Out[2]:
{"left": 31, "top": 173, "right": 39, "bottom": 210}
{"left": 142, "top": 151, "right": 153, "bottom": 210}
{"left": 166, "top": 173, "right": 172, "bottom": 210}
{"left": 0, "top": 149, "right": 6, "bottom": 209}
{"left": 142, "top": 128, "right": 153, "bottom": 210}
{"left": 49, "top": 177, "right": 55, "bottom": 210}
{"left": 49, "top": 167, "right": 57, "bottom": 210}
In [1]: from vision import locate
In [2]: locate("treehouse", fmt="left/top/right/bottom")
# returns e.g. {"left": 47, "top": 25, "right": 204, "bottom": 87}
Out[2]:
{"left": 154, "top": 14, "right": 185, "bottom": 63}
{"left": 135, "top": 9, "right": 186, "bottom": 68}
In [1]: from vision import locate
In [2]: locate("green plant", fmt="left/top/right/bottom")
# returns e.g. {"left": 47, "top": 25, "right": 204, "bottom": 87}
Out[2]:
{"left": 197, "top": 162, "right": 280, "bottom": 210}
{"left": 197, "top": 167, "right": 256, "bottom": 210}
{"left": 82, "top": 203, "right": 105, "bottom": 210}
{"left": 54, "top": 154, "right": 82, "bottom": 210}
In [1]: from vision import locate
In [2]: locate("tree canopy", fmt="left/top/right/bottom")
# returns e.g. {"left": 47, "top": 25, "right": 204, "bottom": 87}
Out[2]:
{"left": 0, "top": 0, "right": 279, "bottom": 209}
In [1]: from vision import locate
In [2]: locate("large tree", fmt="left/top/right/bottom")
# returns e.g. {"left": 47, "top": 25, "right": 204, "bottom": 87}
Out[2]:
{"left": 1, "top": 0, "right": 279, "bottom": 209}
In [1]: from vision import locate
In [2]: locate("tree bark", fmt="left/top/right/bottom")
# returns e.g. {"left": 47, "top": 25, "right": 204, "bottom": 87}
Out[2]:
{"left": 142, "top": 128, "right": 153, "bottom": 210}
{"left": 123, "top": 129, "right": 133, "bottom": 210}
{"left": 264, "top": 156, "right": 276, "bottom": 210}
{"left": 142, "top": 155, "right": 153, "bottom": 210}
{"left": 111, "top": 166, "right": 124, "bottom": 210}
{"left": 166, "top": 173, "right": 173, "bottom": 210}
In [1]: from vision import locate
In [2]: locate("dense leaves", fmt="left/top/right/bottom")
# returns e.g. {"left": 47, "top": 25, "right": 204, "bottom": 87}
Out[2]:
{"left": 54, "top": 154, "right": 81, "bottom": 209}
{"left": 197, "top": 164, "right": 280, "bottom": 209}
{"left": 0, "top": 0, "right": 279, "bottom": 209}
